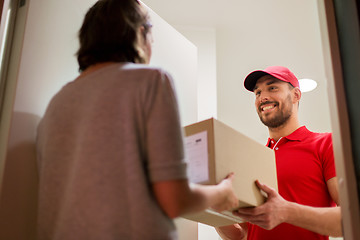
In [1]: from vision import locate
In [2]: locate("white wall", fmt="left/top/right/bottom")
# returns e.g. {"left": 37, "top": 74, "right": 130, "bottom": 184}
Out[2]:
{"left": 146, "top": 8, "right": 198, "bottom": 126}
{"left": 174, "top": 26, "right": 217, "bottom": 121}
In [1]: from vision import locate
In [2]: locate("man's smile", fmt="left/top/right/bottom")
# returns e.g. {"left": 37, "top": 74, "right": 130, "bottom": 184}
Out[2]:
{"left": 259, "top": 102, "right": 278, "bottom": 113}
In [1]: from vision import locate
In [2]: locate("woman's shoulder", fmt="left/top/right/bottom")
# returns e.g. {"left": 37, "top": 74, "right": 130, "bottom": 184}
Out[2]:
{"left": 122, "top": 63, "right": 174, "bottom": 82}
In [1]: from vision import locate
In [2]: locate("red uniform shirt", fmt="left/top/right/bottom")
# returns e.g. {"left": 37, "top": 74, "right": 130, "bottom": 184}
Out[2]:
{"left": 247, "top": 126, "right": 336, "bottom": 240}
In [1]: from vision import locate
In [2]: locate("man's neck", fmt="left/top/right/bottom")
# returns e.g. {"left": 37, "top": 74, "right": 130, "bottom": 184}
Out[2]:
{"left": 268, "top": 118, "right": 301, "bottom": 142}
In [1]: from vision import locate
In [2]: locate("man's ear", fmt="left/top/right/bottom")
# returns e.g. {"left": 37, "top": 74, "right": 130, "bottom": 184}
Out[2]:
{"left": 293, "top": 87, "right": 302, "bottom": 103}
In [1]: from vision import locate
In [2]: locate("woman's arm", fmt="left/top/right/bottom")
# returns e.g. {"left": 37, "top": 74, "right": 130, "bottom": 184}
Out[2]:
{"left": 152, "top": 174, "right": 239, "bottom": 218}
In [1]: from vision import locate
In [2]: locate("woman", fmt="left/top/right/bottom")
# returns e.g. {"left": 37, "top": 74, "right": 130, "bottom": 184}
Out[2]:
{"left": 36, "top": 0, "right": 239, "bottom": 239}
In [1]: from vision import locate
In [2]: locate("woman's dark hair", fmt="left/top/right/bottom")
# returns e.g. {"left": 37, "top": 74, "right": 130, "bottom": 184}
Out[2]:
{"left": 76, "top": 0, "right": 150, "bottom": 71}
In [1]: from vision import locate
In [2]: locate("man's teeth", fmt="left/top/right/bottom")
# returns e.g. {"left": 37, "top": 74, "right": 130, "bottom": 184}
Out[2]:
{"left": 262, "top": 105, "right": 274, "bottom": 111}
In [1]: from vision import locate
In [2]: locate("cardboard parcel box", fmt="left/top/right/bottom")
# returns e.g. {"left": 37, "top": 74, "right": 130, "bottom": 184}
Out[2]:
{"left": 182, "top": 118, "right": 277, "bottom": 227}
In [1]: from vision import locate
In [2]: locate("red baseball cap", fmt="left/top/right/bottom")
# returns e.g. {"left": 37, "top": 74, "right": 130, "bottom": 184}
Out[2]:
{"left": 244, "top": 66, "right": 299, "bottom": 92}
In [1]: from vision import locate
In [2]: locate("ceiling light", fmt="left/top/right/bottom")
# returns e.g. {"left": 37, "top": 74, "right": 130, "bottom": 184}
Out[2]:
{"left": 299, "top": 78, "right": 317, "bottom": 93}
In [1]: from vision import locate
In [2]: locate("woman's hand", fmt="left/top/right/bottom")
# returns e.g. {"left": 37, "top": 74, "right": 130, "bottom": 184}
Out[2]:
{"left": 211, "top": 173, "right": 239, "bottom": 212}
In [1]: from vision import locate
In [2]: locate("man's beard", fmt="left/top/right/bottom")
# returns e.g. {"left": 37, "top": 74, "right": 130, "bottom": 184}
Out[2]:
{"left": 257, "top": 96, "right": 293, "bottom": 129}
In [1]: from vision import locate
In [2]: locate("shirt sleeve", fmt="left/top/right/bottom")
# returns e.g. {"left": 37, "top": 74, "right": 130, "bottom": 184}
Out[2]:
{"left": 144, "top": 69, "right": 188, "bottom": 183}
{"left": 322, "top": 133, "right": 336, "bottom": 181}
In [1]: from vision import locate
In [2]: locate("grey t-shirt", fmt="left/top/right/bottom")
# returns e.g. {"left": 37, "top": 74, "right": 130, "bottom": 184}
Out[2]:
{"left": 36, "top": 63, "right": 188, "bottom": 240}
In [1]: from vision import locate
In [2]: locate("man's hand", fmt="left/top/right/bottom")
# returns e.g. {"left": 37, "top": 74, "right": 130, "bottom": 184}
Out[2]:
{"left": 233, "top": 180, "right": 290, "bottom": 230}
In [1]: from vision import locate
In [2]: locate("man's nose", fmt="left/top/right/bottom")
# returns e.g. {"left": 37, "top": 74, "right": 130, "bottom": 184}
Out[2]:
{"left": 260, "top": 94, "right": 270, "bottom": 103}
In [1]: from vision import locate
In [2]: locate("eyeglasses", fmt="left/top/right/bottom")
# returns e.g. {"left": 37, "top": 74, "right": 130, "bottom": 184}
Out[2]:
{"left": 143, "top": 22, "right": 153, "bottom": 31}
